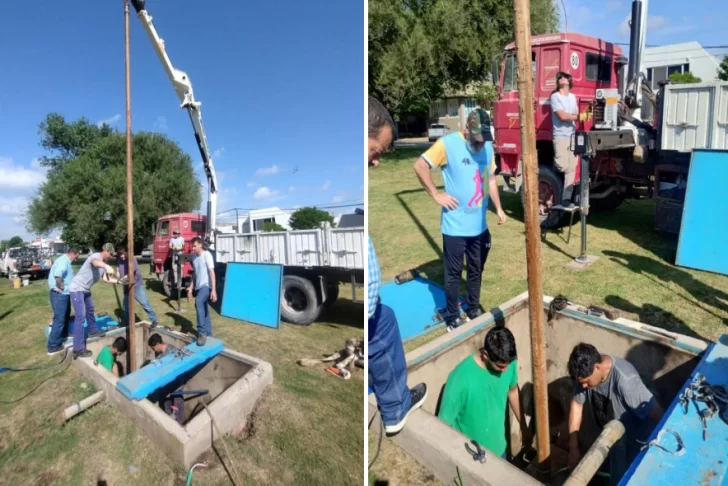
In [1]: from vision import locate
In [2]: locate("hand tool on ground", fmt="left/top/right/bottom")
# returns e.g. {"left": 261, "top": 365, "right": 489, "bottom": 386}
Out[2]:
{"left": 465, "top": 440, "right": 486, "bottom": 464}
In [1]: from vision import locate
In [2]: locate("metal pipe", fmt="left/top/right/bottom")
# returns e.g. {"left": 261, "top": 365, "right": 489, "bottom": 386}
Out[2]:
{"left": 124, "top": 0, "right": 137, "bottom": 372}
{"left": 563, "top": 420, "right": 626, "bottom": 486}
{"left": 626, "top": 1, "right": 643, "bottom": 87}
{"left": 60, "top": 391, "right": 105, "bottom": 423}
{"left": 576, "top": 156, "right": 590, "bottom": 263}
{"left": 512, "top": 0, "right": 551, "bottom": 470}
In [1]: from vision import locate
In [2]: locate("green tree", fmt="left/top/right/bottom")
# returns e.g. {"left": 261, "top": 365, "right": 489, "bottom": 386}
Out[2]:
{"left": 718, "top": 56, "right": 728, "bottom": 81}
{"left": 369, "top": 0, "right": 558, "bottom": 116}
{"left": 668, "top": 71, "right": 702, "bottom": 84}
{"left": 288, "top": 207, "right": 336, "bottom": 230}
{"left": 262, "top": 222, "right": 285, "bottom": 232}
{"left": 7, "top": 236, "right": 24, "bottom": 248}
{"left": 27, "top": 114, "right": 201, "bottom": 250}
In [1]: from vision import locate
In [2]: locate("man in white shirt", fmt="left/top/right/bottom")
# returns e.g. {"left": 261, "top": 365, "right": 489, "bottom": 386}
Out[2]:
{"left": 187, "top": 236, "right": 217, "bottom": 346}
{"left": 169, "top": 230, "right": 185, "bottom": 287}
{"left": 550, "top": 72, "right": 588, "bottom": 208}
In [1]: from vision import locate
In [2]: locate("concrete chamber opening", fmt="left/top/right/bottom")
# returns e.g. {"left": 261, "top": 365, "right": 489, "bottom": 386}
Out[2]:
{"left": 372, "top": 292, "right": 707, "bottom": 486}
{"left": 76, "top": 323, "right": 273, "bottom": 468}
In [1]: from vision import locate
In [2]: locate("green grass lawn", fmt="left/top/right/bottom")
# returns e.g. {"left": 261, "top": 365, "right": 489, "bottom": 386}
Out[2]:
{"left": 0, "top": 271, "right": 364, "bottom": 485}
{"left": 368, "top": 147, "right": 728, "bottom": 485}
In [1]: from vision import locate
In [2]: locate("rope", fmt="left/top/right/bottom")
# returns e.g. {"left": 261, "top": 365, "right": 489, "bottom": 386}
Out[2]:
{"left": 202, "top": 401, "right": 243, "bottom": 486}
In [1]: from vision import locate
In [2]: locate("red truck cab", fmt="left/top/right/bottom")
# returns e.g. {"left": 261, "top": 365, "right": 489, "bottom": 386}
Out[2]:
{"left": 152, "top": 212, "right": 206, "bottom": 296}
{"left": 493, "top": 33, "right": 627, "bottom": 226}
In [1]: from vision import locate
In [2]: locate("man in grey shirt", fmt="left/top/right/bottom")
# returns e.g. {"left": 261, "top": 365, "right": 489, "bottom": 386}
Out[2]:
{"left": 567, "top": 343, "right": 664, "bottom": 485}
{"left": 550, "top": 72, "right": 588, "bottom": 208}
{"left": 187, "top": 236, "right": 217, "bottom": 346}
{"left": 68, "top": 243, "right": 119, "bottom": 359}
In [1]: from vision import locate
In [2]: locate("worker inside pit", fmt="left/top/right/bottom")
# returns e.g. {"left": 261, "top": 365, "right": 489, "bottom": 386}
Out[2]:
{"left": 147, "top": 333, "right": 185, "bottom": 424}
{"left": 437, "top": 326, "right": 531, "bottom": 459}
{"left": 567, "top": 343, "right": 664, "bottom": 485}
{"left": 96, "top": 337, "right": 128, "bottom": 378}
{"left": 550, "top": 71, "right": 589, "bottom": 209}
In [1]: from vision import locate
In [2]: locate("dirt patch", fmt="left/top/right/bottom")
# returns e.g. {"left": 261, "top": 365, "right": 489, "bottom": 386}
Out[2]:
{"left": 237, "top": 401, "right": 261, "bottom": 439}
{"left": 701, "top": 469, "right": 717, "bottom": 486}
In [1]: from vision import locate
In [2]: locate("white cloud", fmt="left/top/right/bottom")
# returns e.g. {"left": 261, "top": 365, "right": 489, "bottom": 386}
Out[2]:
{"left": 12, "top": 216, "right": 24, "bottom": 224}
{"left": 321, "top": 180, "right": 332, "bottom": 191}
{"left": 256, "top": 165, "right": 280, "bottom": 176}
{"left": 289, "top": 186, "right": 296, "bottom": 193}
{"left": 0, "top": 196, "right": 29, "bottom": 216}
{"left": 331, "top": 192, "right": 347, "bottom": 203}
{"left": 0, "top": 158, "right": 46, "bottom": 192}
{"left": 97, "top": 114, "right": 121, "bottom": 127}
{"left": 254, "top": 186, "right": 281, "bottom": 201}
{"left": 153, "top": 115, "right": 168, "bottom": 132}
{"left": 30, "top": 158, "right": 43, "bottom": 169}
{"left": 247, "top": 181, "right": 257, "bottom": 188}
{"left": 212, "top": 147, "right": 225, "bottom": 159}
{"left": 618, "top": 14, "right": 694, "bottom": 38}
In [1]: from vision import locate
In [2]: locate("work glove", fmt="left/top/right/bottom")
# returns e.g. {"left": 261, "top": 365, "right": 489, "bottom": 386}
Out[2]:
{"left": 578, "top": 112, "right": 590, "bottom": 122}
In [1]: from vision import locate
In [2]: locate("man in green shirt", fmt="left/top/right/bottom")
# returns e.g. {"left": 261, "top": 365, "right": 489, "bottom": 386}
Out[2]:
{"left": 437, "top": 326, "right": 531, "bottom": 458}
{"left": 96, "top": 337, "right": 128, "bottom": 377}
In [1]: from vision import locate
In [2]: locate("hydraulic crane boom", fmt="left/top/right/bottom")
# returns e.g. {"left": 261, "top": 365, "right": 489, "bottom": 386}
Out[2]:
{"left": 130, "top": 0, "right": 219, "bottom": 249}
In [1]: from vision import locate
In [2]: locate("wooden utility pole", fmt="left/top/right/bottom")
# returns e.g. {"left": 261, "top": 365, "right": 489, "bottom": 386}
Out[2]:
{"left": 513, "top": 0, "right": 551, "bottom": 469}
{"left": 124, "top": 0, "right": 136, "bottom": 372}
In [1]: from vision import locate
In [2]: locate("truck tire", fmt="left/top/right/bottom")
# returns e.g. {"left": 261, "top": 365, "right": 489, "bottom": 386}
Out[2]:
{"left": 162, "top": 269, "right": 176, "bottom": 299}
{"left": 521, "top": 165, "right": 565, "bottom": 230}
{"left": 281, "top": 275, "right": 322, "bottom": 326}
{"left": 323, "top": 282, "right": 340, "bottom": 308}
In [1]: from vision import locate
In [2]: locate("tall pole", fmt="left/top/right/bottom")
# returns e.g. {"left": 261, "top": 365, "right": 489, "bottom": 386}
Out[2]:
{"left": 513, "top": 0, "right": 551, "bottom": 469}
{"left": 124, "top": 0, "right": 137, "bottom": 372}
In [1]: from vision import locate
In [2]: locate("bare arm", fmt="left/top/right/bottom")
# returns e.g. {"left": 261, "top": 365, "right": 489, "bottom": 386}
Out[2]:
{"left": 568, "top": 399, "right": 584, "bottom": 468}
{"left": 413, "top": 157, "right": 458, "bottom": 210}
{"left": 112, "top": 362, "right": 120, "bottom": 378}
{"left": 54, "top": 276, "right": 64, "bottom": 291}
{"left": 554, "top": 110, "right": 578, "bottom": 122}
{"left": 508, "top": 386, "right": 528, "bottom": 432}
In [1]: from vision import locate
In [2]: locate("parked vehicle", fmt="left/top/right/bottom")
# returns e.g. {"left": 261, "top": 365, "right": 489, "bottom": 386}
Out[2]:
{"left": 427, "top": 123, "right": 449, "bottom": 142}
{"left": 492, "top": 0, "right": 726, "bottom": 230}
{"left": 0, "top": 247, "right": 51, "bottom": 279}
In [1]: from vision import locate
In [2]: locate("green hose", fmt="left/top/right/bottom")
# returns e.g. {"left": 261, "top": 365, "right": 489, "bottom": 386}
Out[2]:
{"left": 185, "top": 470, "right": 193, "bottom": 486}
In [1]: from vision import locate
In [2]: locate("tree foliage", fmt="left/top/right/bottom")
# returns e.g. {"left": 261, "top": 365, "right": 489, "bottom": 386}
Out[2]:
{"left": 369, "top": 0, "right": 559, "bottom": 115}
{"left": 288, "top": 207, "right": 336, "bottom": 230}
{"left": 7, "top": 236, "right": 24, "bottom": 249}
{"left": 262, "top": 222, "right": 285, "bottom": 232}
{"left": 719, "top": 56, "right": 728, "bottom": 82}
{"left": 27, "top": 114, "right": 201, "bottom": 250}
{"left": 668, "top": 71, "right": 701, "bottom": 84}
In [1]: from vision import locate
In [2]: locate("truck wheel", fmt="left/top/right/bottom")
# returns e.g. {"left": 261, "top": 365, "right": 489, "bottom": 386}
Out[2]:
{"left": 522, "top": 165, "right": 565, "bottom": 230}
{"left": 281, "top": 275, "right": 322, "bottom": 326}
{"left": 323, "top": 283, "right": 340, "bottom": 308}
{"left": 162, "top": 269, "right": 177, "bottom": 299}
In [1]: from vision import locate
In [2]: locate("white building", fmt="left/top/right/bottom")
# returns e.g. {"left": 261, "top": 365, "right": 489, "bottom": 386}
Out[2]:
{"left": 28, "top": 236, "right": 68, "bottom": 256}
{"left": 644, "top": 42, "right": 722, "bottom": 90}
{"left": 237, "top": 207, "right": 295, "bottom": 233}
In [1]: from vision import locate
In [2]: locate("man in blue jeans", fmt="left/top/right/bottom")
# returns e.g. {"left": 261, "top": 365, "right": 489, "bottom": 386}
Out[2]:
{"left": 368, "top": 96, "right": 427, "bottom": 435}
{"left": 47, "top": 247, "right": 80, "bottom": 355}
{"left": 187, "top": 236, "right": 217, "bottom": 346}
{"left": 117, "top": 245, "right": 160, "bottom": 328}
{"left": 68, "top": 243, "right": 118, "bottom": 359}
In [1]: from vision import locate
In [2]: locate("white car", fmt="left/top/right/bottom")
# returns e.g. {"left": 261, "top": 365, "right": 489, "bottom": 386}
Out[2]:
{"left": 428, "top": 124, "right": 449, "bottom": 142}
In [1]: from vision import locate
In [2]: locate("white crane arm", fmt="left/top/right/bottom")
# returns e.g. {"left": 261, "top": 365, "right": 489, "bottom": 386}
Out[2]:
{"left": 130, "top": 0, "right": 219, "bottom": 244}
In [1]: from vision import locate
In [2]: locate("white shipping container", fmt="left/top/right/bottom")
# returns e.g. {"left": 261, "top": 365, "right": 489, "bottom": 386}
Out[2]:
{"left": 660, "top": 81, "right": 728, "bottom": 152}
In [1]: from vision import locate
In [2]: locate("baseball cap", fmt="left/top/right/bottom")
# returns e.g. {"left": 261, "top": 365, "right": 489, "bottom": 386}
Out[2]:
{"left": 173, "top": 230, "right": 180, "bottom": 235}
{"left": 102, "top": 243, "right": 115, "bottom": 254}
{"left": 466, "top": 108, "right": 493, "bottom": 143}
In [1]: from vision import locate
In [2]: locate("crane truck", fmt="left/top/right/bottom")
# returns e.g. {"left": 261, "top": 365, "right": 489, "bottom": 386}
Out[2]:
{"left": 130, "top": 0, "right": 365, "bottom": 326}
{"left": 493, "top": 0, "right": 728, "bottom": 230}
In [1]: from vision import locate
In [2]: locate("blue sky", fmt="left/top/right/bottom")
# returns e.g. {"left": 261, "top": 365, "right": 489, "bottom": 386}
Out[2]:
{"left": 561, "top": 0, "right": 728, "bottom": 55}
{"left": 0, "top": 0, "right": 364, "bottom": 240}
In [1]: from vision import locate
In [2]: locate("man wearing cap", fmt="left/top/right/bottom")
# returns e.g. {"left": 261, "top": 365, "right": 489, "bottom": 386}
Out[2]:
{"left": 68, "top": 243, "right": 119, "bottom": 359}
{"left": 414, "top": 108, "right": 506, "bottom": 330}
{"left": 169, "top": 230, "right": 185, "bottom": 288}
{"left": 117, "top": 245, "right": 160, "bottom": 328}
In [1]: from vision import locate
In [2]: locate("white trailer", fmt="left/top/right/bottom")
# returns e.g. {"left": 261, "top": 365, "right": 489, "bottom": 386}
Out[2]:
{"left": 214, "top": 225, "right": 365, "bottom": 325}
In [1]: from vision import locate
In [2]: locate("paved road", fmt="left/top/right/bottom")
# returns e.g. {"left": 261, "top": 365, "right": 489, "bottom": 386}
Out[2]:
{"left": 395, "top": 138, "right": 433, "bottom": 149}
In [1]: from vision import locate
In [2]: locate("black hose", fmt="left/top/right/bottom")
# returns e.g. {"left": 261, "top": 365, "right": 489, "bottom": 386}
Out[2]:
{"left": 368, "top": 410, "right": 384, "bottom": 469}
{"left": 0, "top": 347, "right": 72, "bottom": 374}
{"left": 0, "top": 351, "right": 73, "bottom": 404}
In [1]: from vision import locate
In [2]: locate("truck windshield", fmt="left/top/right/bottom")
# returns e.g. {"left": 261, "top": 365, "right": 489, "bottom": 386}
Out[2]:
{"left": 502, "top": 52, "right": 537, "bottom": 92}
